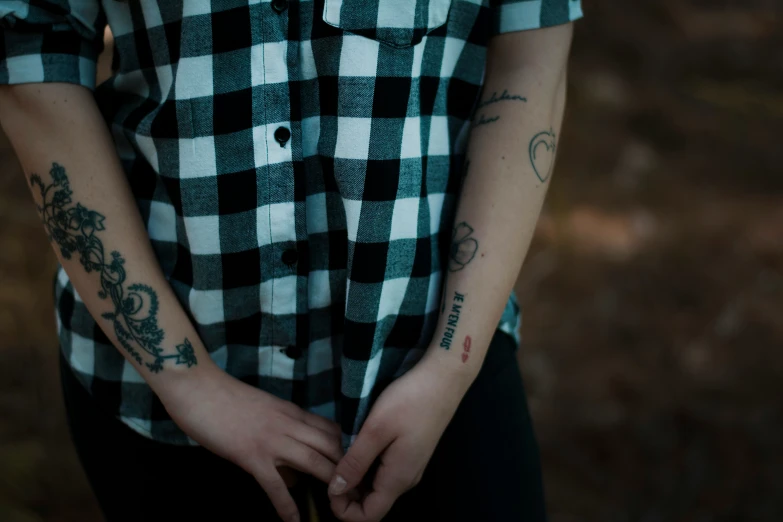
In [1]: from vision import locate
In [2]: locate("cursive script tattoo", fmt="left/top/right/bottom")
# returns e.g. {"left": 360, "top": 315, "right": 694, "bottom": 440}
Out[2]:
{"left": 462, "top": 335, "right": 471, "bottom": 363}
{"left": 471, "top": 88, "right": 527, "bottom": 129}
{"left": 29, "top": 163, "right": 196, "bottom": 373}
{"left": 529, "top": 129, "right": 557, "bottom": 183}
{"left": 449, "top": 222, "right": 479, "bottom": 272}
{"left": 471, "top": 114, "right": 500, "bottom": 128}
{"left": 439, "top": 291, "right": 465, "bottom": 349}
{"left": 475, "top": 89, "right": 527, "bottom": 110}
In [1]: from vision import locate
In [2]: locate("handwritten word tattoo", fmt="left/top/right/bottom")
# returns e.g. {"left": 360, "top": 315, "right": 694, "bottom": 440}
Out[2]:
{"left": 476, "top": 89, "right": 527, "bottom": 109}
{"left": 439, "top": 291, "right": 465, "bottom": 349}
{"left": 29, "top": 163, "right": 197, "bottom": 373}
{"left": 529, "top": 129, "right": 557, "bottom": 183}
{"left": 462, "top": 335, "right": 471, "bottom": 363}
{"left": 449, "top": 222, "right": 479, "bottom": 272}
{"left": 471, "top": 88, "right": 527, "bottom": 129}
{"left": 472, "top": 114, "right": 499, "bottom": 128}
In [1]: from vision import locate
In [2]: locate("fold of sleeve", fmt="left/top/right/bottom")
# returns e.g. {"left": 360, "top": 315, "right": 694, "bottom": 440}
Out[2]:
{"left": 0, "top": 1, "right": 105, "bottom": 89}
{"left": 492, "top": 0, "right": 583, "bottom": 35}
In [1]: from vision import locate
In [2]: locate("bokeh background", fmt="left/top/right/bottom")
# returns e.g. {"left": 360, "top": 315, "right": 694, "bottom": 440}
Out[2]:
{"left": 1, "top": 1, "right": 782, "bottom": 520}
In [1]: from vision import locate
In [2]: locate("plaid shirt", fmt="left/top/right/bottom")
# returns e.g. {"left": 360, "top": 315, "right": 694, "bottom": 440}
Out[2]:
{"left": 1, "top": 0, "right": 582, "bottom": 445}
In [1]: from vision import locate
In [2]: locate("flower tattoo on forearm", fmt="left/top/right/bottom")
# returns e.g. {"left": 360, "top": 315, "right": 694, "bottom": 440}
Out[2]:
{"left": 29, "top": 163, "right": 196, "bottom": 373}
{"left": 448, "top": 222, "right": 479, "bottom": 272}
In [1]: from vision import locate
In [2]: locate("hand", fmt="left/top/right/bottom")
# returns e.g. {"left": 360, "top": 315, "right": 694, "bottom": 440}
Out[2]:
{"left": 160, "top": 362, "right": 343, "bottom": 522}
{"left": 327, "top": 356, "right": 470, "bottom": 522}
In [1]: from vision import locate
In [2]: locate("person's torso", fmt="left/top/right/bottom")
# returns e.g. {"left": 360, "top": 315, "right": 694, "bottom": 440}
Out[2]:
{"left": 56, "top": 0, "right": 522, "bottom": 444}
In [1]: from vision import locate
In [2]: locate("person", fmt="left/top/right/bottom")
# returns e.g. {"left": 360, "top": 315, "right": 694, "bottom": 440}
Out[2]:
{"left": 0, "top": 0, "right": 581, "bottom": 520}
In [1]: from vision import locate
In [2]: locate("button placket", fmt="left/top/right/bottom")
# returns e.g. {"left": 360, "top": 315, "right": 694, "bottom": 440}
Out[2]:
{"left": 260, "top": 0, "right": 306, "bottom": 373}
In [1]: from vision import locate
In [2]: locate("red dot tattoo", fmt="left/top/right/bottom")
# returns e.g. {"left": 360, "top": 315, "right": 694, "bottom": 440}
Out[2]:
{"left": 461, "top": 335, "right": 471, "bottom": 363}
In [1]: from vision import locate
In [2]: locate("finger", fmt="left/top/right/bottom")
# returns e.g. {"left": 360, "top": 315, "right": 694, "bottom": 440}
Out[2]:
{"left": 253, "top": 467, "right": 300, "bottom": 522}
{"left": 302, "top": 410, "right": 342, "bottom": 439}
{"left": 329, "top": 423, "right": 393, "bottom": 496}
{"left": 332, "top": 489, "right": 397, "bottom": 522}
{"left": 289, "top": 422, "right": 344, "bottom": 464}
{"left": 329, "top": 485, "right": 362, "bottom": 521}
{"left": 280, "top": 438, "right": 338, "bottom": 484}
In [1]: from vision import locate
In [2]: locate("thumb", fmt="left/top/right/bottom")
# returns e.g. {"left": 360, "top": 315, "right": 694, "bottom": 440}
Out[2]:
{"left": 329, "top": 424, "right": 390, "bottom": 496}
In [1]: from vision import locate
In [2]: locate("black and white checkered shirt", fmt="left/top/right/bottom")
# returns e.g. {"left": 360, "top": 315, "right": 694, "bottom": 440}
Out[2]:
{"left": 1, "top": 0, "right": 582, "bottom": 445}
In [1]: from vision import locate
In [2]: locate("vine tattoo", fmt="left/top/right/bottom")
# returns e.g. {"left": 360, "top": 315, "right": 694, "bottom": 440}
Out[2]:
{"left": 449, "top": 222, "right": 479, "bottom": 272}
{"left": 471, "top": 88, "right": 527, "bottom": 129}
{"left": 29, "top": 163, "right": 197, "bottom": 373}
{"left": 529, "top": 129, "right": 557, "bottom": 183}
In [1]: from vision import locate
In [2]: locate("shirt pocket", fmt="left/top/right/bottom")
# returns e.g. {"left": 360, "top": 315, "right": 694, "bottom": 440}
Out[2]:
{"left": 322, "top": 0, "right": 452, "bottom": 48}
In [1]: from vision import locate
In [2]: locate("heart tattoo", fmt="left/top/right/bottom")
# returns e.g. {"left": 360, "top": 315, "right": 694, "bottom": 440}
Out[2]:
{"left": 529, "top": 129, "right": 557, "bottom": 183}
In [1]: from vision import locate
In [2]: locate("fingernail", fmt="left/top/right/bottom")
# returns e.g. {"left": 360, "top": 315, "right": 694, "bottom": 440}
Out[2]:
{"left": 329, "top": 475, "right": 347, "bottom": 495}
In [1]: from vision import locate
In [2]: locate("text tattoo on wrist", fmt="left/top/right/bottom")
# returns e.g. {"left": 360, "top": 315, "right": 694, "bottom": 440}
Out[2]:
{"left": 471, "top": 88, "right": 527, "bottom": 129}
{"left": 440, "top": 291, "right": 466, "bottom": 349}
{"left": 30, "top": 163, "right": 197, "bottom": 373}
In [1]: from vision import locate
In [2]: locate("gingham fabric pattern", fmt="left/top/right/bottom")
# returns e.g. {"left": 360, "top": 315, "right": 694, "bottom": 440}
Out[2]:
{"left": 1, "top": 0, "right": 583, "bottom": 446}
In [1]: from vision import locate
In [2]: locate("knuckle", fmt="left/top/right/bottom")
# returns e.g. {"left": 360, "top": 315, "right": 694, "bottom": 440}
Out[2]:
{"left": 307, "top": 449, "right": 324, "bottom": 469}
{"left": 383, "top": 469, "right": 414, "bottom": 492}
{"left": 339, "top": 452, "right": 364, "bottom": 477}
{"left": 364, "top": 420, "right": 385, "bottom": 440}
{"left": 392, "top": 473, "right": 411, "bottom": 490}
{"left": 330, "top": 441, "right": 344, "bottom": 460}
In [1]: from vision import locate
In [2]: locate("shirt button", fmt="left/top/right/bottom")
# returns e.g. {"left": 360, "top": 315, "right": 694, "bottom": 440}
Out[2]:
{"left": 271, "top": 0, "right": 288, "bottom": 13}
{"left": 285, "top": 345, "right": 302, "bottom": 359}
{"left": 281, "top": 248, "right": 298, "bottom": 266}
{"left": 274, "top": 126, "right": 291, "bottom": 147}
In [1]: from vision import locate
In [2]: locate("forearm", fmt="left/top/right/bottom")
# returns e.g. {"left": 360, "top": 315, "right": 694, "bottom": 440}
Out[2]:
{"left": 421, "top": 26, "right": 571, "bottom": 387}
{"left": 0, "top": 83, "right": 219, "bottom": 398}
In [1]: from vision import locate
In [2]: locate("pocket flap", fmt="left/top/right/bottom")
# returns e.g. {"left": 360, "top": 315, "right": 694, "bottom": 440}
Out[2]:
{"left": 322, "top": 0, "right": 452, "bottom": 48}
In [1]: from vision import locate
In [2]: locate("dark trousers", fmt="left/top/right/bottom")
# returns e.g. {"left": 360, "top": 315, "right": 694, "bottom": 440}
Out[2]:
{"left": 60, "top": 330, "right": 546, "bottom": 521}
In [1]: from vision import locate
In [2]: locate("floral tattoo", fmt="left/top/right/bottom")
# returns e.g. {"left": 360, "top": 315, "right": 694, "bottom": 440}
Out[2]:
{"left": 448, "top": 222, "right": 479, "bottom": 272}
{"left": 30, "top": 163, "right": 196, "bottom": 372}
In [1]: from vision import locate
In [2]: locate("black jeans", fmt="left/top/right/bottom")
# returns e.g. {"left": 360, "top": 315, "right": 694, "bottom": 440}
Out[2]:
{"left": 60, "top": 330, "right": 546, "bottom": 521}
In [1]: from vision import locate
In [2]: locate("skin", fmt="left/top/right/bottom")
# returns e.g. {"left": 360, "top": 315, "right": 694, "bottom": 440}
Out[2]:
{"left": 327, "top": 23, "right": 574, "bottom": 522}
{"left": 0, "top": 20, "right": 572, "bottom": 522}
{"left": 0, "top": 84, "right": 339, "bottom": 522}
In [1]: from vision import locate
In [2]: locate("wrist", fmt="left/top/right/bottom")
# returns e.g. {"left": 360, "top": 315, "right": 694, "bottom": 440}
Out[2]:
{"left": 149, "top": 354, "right": 224, "bottom": 408}
{"left": 417, "top": 343, "right": 481, "bottom": 397}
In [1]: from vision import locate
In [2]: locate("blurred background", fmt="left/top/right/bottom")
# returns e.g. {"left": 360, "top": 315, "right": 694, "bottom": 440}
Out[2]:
{"left": 1, "top": 0, "right": 782, "bottom": 520}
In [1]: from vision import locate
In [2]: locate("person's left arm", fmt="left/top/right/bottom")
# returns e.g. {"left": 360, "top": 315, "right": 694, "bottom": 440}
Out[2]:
{"left": 327, "top": 23, "right": 574, "bottom": 521}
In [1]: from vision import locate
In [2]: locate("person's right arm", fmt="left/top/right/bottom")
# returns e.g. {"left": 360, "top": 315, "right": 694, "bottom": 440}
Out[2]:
{"left": 1, "top": 7, "right": 334, "bottom": 521}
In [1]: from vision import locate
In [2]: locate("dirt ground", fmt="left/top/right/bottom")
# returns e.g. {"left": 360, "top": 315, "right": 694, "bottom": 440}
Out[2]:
{"left": 1, "top": 1, "right": 782, "bottom": 521}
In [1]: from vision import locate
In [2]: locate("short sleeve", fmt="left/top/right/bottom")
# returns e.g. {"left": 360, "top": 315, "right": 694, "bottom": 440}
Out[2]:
{"left": 492, "top": 0, "right": 583, "bottom": 35}
{"left": 0, "top": 1, "right": 106, "bottom": 89}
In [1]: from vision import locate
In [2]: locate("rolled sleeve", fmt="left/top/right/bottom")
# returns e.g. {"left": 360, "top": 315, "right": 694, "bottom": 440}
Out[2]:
{"left": 0, "top": 1, "right": 105, "bottom": 89}
{"left": 493, "top": 0, "right": 583, "bottom": 35}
